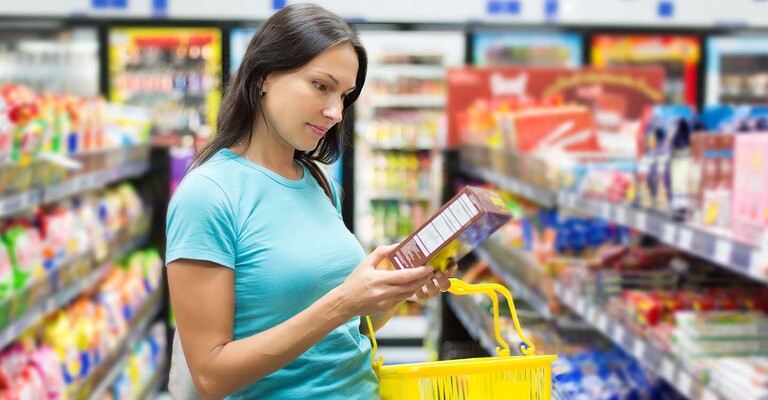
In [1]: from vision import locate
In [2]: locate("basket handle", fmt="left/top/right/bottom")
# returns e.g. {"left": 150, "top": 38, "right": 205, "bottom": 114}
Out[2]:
{"left": 367, "top": 278, "right": 536, "bottom": 368}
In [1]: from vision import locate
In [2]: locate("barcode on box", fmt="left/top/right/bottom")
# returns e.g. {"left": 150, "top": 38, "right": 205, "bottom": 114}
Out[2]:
{"left": 415, "top": 194, "right": 478, "bottom": 256}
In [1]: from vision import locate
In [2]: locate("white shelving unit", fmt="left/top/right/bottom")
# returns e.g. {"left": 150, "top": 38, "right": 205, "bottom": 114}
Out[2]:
{"left": 354, "top": 31, "right": 464, "bottom": 249}
{"left": 461, "top": 162, "right": 768, "bottom": 284}
{"left": 459, "top": 159, "right": 768, "bottom": 400}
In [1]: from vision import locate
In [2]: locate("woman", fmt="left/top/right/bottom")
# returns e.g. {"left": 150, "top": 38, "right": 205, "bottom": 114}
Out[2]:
{"left": 166, "top": 4, "right": 454, "bottom": 399}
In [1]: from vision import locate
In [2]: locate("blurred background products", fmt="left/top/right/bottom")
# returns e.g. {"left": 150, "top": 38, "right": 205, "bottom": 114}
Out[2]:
{"left": 0, "top": 2, "right": 767, "bottom": 399}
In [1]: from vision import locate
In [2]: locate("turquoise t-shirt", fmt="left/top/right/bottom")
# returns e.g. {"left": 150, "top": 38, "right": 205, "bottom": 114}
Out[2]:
{"left": 165, "top": 148, "right": 379, "bottom": 399}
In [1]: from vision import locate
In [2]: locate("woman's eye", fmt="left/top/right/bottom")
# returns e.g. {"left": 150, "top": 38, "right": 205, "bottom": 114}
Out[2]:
{"left": 313, "top": 81, "right": 327, "bottom": 91}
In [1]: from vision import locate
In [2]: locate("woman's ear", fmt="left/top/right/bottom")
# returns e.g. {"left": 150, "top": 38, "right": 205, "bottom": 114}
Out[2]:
{"left": 259, "top": 76, "right": 271, "bottom": 96}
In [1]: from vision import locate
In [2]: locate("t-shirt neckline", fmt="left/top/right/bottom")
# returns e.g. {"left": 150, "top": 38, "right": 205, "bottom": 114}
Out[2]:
{"left": 219, "top": 148, "right": 308, "bottom": 188}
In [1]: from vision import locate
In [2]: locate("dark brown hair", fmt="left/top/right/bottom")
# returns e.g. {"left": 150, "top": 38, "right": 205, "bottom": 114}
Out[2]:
{"left": 192, "top": 3, "right": 367, "bottom": 196}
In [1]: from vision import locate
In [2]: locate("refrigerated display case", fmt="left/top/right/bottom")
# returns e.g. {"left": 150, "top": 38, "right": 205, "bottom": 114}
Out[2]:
{"left": 354, "top": 31, "right": 465, "bottom": 250}
{"left": 472, "top": 32, "right": 583, "bottom": 67}
{"left": 591, "top": 34, "right": 701, "bottom": 106}
{"left": 706, "top": 35, "right": 768, "bottom": 106}
{"left": 0, "top": 25, "right": 99, "bottom": 96}
{"left": 108, "top": 27, "right": 222, "bottom": 143}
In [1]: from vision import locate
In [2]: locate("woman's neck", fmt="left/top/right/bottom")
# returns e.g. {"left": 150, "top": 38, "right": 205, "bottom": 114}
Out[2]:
{"left": 241, "top": 125, "right": 302, "bottom": 180}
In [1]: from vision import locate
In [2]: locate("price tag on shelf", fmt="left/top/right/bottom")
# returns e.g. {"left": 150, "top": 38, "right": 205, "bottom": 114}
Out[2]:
{"left": 613, "top": 325, "right": 626, "bottom": 344}
{"left": 633, "top": 339, "right": 646, "bottom": 359}
{"left": 678, "top": 372, "right": 693, "bottom": 397}
{"left": 596, "top": 314, "right": 609, "bottom": 332}
{"left": 714, "top": 238, "right": 732, "bottom": 265}
{"left": 575, "top": 297, "right": 585, "bottom": 314}
{"left": 635, "top": 212, "right": 647, "bottom": 230}
{"left": 661, "top": 358, "right": 676, "bottom": 381}
{"left": 615, "top": 207, "right": 627, "bottom": 224}
{"left": 663, "top": 223, "right": 677, "bottom": 244}
{"left": 600, "top": 203, "right": 610, "bottom": 219}
{"left": 44, "top": 297, "right": 56, "bottom": 313}
{"left": 702, "top": 389, "right": 719, "bottom": 400}
{"left": 584, "top": 305, "right": 595, "bottom": 323}
{"left": 751, "top": 249, "right": 768, "bottom": 276}
{"left": 678, "top": 228, "right": 693, "bottom": 251}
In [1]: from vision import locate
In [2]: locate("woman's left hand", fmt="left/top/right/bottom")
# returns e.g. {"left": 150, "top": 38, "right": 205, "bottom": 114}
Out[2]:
{"left": 408, "top": 263, "right": 459, "bottom": 303}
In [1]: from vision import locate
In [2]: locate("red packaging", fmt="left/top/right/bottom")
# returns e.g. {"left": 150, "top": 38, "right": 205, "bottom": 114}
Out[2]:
{"left": 692, "top": 133, "right": 735, "bottom": 227}
{"left": 385, "top": 186, "right": 513, "bottom": 271}
{"left": 508, "top": 106, "right": 599, "bottom": 154}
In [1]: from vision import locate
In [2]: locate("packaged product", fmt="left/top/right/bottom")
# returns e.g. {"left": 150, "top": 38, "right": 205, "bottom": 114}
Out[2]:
{"left": 383, "top": 186, "right": 513, "bottom": 271}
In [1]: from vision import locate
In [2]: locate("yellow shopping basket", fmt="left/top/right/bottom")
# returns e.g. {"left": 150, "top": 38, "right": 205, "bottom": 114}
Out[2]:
{"left": 366, "top": 278, "right": 557, "bottom": 400}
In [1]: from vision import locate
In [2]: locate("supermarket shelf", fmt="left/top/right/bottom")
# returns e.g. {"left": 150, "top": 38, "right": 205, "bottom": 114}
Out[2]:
{"left": 0, "top": 190, "right": 43, "bottom": 218}
{"left": 86, "top": 291, "right": 163, "bottom": 400}
{"left": 43, "top": 159, "right": 150, "bottom": 204}
{"left": 0, "top": 235, "right": 148, "bottom": 350}
{"left": 472, "top": 238, "right": 727, "bottom": 398}
{"left": 553, "top": 282, "right": 726, "bottom": 400}
{"left": 446, "top": 295, "right": 498, "bottom": 357}
{"left": 369, "top": 94, "right": 445, "bottom": 108}
{"left": 368, "top": 65, "right": 445, "bottom": 80}
{"left": 557, "top": 191, "right": 768, "bottom": 285}
{"left": 0, "top": 158, "right": 150, "bottom": 218}
{"left": 460, "top": 163, "right": 768, "bottom": 285}
{"left": 474, "top": 244, "right": 553, "bottom": 319}
{"left": 460, "top": 164, "right": 557, "bottom": 208}
{"left": 139, "top": 358, "right": 169, "bottom": 400}
{"left": 376, "top": 315, "right": 428, "bottom": 340}
{"left": 368, "top": 190, "right": 432, "bottom": 202}
{"left": 368, "top": 143, "right": 436, "bottom": 152}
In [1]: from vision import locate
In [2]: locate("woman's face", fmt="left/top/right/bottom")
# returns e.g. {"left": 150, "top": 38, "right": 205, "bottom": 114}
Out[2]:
{"left": 260, "top": 42, "right": 359, "bottom": 152}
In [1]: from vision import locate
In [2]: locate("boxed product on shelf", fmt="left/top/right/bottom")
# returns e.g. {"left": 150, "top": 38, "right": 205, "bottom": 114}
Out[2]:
{"left": 673, "top": 311, "right": 768, "bottom": 360}
{"left": 709, "top": 358, "right": 768, "bottom": 400}
{"left": 447, "top": 66, "right": 665, "bottom": 152}
{"left": 732, "top": 133, "right": 768, "bottom": 247}
{"left": 635, "top": 105, "right": 696, "bottom": 216}
{"left": 690, "top": 132, "right": 735, "bottom": 228}
{"left": 675, "top": 311, "right": 768, "bottom": 339}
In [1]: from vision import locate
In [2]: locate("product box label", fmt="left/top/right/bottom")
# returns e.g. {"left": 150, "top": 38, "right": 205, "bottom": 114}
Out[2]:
{"left": 387, "top": 186, "right": 512, "bottom": 271}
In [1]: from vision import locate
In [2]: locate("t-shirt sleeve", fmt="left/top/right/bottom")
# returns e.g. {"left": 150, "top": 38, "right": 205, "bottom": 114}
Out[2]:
{"left": 166, "top": 172, "right": 237, "bottom": 269}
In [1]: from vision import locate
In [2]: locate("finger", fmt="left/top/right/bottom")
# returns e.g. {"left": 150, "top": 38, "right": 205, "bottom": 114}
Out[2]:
{"left": 445, "top": 263, "right": 459, "bottom": 278}
{"left": 415, "top": 286, "right": 429, "bottom": 301}
{"left": 425, "top": 278, "right": 440, "bottom": 297}
{"left": 363, "top": 243, "right": 400, "bottom": 267}
{"left": 433, "top": 272, "right": 451, "bottom": 292}
{"left": 385, "top": 266, "right": 433, "bottom": 285}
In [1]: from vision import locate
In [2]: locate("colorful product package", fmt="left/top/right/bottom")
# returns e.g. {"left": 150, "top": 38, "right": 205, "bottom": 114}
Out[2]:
{"left": 690, "top": 132, "right": 735, "bottom": 227}
{"left": 636, "top": 105, "right": 694, "bottom": 212}
{"left": 383, "top": 186, "right": 513, "bottom": 271}
{"left": 2, "top": 225, "right": 43, "bottom": 315}
{"left": 732, "top": 133, "right": 768, "bottom": 246}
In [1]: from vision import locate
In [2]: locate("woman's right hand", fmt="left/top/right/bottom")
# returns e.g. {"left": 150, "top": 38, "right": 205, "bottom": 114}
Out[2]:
{"left": 337, "top": 244, "right": 434, "bottom": 317}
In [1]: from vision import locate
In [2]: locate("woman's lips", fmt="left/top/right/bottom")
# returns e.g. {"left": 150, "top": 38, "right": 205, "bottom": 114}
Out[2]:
{"left": 308, "top": 123, "right": 328, "bottom": 137}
